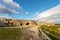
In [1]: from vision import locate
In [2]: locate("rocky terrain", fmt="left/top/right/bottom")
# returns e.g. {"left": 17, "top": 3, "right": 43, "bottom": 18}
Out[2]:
{"left": 0, "top": 18, "right": 52, "bottom": 40}
{"left": 0, "top": 18, "right": 39, "bottom": 27}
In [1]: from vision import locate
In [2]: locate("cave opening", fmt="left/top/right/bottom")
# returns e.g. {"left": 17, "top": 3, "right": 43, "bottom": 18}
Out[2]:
{"left": 26, "top": 22, "right": 29, "bottom": 25}
{"left": 20, "top": 23, "right": 23, "bottom": 26}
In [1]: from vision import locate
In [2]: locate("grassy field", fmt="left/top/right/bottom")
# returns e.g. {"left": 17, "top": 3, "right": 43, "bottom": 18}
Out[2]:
{"left": 0, "top": 27, "right": 36, "bottom": 40}
{"left": 40, "top": 25, "right": 60, "bottom": 40}
{"left": 0, "top": 28, "right": 23, "bottom": 40}
{"left": 43, "top": 30, "right": 60, "bottom": 40}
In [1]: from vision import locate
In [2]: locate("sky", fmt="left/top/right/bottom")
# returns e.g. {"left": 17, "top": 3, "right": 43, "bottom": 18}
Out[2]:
{"left": 0, "top": 0, "right": 60, "bottom": 23}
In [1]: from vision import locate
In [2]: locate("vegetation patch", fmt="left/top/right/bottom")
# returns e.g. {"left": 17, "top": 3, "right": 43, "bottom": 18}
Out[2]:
{"left": 0, "top": 28, "right": 23, "bottom": 40}
{"left": 43, "top": 30, "right": 60, "bottom": 40}
{"left": 40, "top": 25, "right": 60, "bottom": 40}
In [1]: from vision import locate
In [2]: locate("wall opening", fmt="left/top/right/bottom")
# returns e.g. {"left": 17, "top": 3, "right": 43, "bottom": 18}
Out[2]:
{"left": 26, "top": 22, "right": 29, "bottom": 25}
{"left": 20, "top": 23, "right": 23, "bottom": 26}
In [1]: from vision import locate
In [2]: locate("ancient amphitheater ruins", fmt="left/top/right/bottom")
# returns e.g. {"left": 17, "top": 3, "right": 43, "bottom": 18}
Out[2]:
{"left": 0, "top": 18, "right": 59, "bottom": 27}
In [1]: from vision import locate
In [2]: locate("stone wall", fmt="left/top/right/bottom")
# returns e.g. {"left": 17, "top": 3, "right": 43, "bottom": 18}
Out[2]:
{"left": 0, "top": 18, "right": 57, "bottom": 27}
{"left": 0, "top": 18, "right": 38, "bottom": 27}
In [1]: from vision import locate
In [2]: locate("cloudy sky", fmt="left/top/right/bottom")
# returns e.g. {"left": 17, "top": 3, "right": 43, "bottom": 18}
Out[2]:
{"left": 35, "top": 5, "right": 60, "bottom": 23}
{"left": 0, "top": 0, "right": 60, "bottom": 23}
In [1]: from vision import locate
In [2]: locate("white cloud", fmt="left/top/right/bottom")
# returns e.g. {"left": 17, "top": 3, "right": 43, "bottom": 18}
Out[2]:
{"left": 23, "top": 11, "right": 29, "bottom": 14}
{"left": 35, "top": 4, "right": 60, "bottom": 23}
{"left": 0, "top": 0, "right": 28, "bottom": 17}
{"left": 2, "top": 0, "right": 22, "bottom": 8}
{"left": 0, "top": 14, "right": 11, "bottom": 19}
{"left": 0, "top": 4, "right": 18, "bottom": 14}
{"left": 0, "top": 0, "right": 28, "bottom": 19}
{"left": 0, "top": 16, "right": 10, "bottom": 18}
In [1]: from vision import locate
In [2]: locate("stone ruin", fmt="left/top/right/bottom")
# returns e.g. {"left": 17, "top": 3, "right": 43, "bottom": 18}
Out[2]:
{"left": 0, "top": 18, "right": 39, "bottom": 27}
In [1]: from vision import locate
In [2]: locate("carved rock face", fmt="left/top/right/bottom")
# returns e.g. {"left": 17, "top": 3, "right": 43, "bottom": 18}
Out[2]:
{"left": 26, "top": 22, "right": 29, "bottom": 25}
{"left": 0, "top": 18, "right": 38, "bottom": 27}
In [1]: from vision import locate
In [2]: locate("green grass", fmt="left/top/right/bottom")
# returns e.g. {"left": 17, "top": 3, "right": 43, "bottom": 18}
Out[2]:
{"left": 40, "top": 25, "right": 60, "bottom": 40}
{"left": 0, "top": 28, "right": 23, "bottom": 40}
{"left": 40, "top": 25, "right": 60, "bottom": 36}
{"left": 43, "top": 30, "right": 60, "bottom": 40}
{"left": 0, "top": 26, "right": 36, "bottom": 40}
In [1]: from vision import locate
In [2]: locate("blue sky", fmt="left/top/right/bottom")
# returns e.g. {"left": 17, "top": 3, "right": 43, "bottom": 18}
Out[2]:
{"left": 0, "top": 0, "right": 60, "bottom": 21}
{"left": 14, "top": 0, "right": 60, "bottom": 20}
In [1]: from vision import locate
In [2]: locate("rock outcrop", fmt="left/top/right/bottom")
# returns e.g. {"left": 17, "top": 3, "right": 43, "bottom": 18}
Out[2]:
{"left": 0, "top": 18, "right": 54, "bottom": 40}
{"left": 0, "top": 18, "right": 39, "bottom": 27}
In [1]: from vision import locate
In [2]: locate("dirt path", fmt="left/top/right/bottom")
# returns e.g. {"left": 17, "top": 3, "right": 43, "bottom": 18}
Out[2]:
{"left": 43, "top": 30, "right": 60, "bottom": 39}
{"left": 39, "top": 29, "right": 52, "bottom": 40}
{"left": 27, "top": 26, "right": 51, "bottom": 40}
{"left": 0, "top": 26, "right": 51, "bottom": 40}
